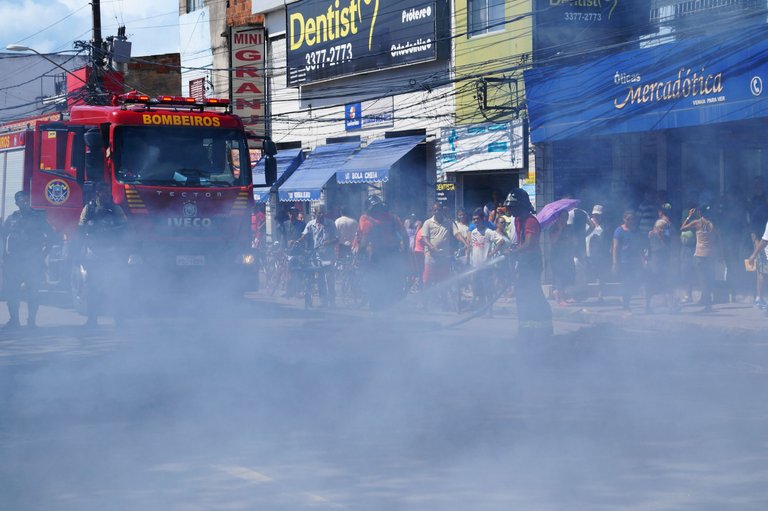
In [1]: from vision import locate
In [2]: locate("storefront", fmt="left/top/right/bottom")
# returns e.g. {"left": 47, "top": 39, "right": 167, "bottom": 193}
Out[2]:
{"left": 525, "top": 23, "right": 768, "bottom": 217}
{"left": 262, "top": 0, "right": 451, "bottom": 223}
{"left": 438, "top": 120, "right": 528, "bottom": 215}
{"left": 269, "top": 134, "right": 432, "bottom": 221}
{"left": 333, "top": 134, "right": 427, "bottom": 218}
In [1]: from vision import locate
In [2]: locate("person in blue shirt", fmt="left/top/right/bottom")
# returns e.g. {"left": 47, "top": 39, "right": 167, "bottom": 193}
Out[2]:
{"left": 612, "top": 210, "right": 646, "bottom": 312}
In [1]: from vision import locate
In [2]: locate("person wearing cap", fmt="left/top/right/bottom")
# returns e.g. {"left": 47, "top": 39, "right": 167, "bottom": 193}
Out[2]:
{"left": 78, "top": 183, "right": 130, "bottom": 327}
{"left": 1, "top": 191, "right": 53, "bottom": 329}
{"left": 506, "top": 188, "right": 553, "bottom": 339}
{"left": 585, "top": 204, "right": 608, "bottom": 303}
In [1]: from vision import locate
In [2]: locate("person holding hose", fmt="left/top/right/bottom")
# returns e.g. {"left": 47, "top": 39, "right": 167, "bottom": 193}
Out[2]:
{"left": 506, "top": 188, "right": 553, "bottom": 340}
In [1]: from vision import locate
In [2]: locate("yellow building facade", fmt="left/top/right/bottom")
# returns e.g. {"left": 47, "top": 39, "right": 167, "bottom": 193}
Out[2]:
{"left": 448, "top": 0, "right": 534, "bottom": 209}
{"left": 453, "top": 0, "right": 532, "bottom": 124}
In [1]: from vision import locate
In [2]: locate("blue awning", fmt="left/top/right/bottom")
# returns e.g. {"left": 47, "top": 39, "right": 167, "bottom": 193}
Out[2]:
{"left": 525, "top": 23, "right": 768, "bottom": 143}
{"left": 336, "top": 135, "right": 424, "bottom": 184}
{"left": 278, "top": 142, "right": 359, "bottom": 202}
{"left": 252, "top": 149, "right": 304, "bottom": 202}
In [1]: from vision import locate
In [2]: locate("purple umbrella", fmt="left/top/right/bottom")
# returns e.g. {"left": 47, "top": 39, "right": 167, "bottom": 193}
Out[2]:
{"left": 536, "top": 198, "right": 580, "bottom": 229}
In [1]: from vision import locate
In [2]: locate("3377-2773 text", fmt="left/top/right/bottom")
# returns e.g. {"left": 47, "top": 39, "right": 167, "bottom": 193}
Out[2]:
{"left": 564, "top": 12, "right": 602, "bottom": 21}
{"left": 304, "top": 43, "right": 353, "bottom": 71}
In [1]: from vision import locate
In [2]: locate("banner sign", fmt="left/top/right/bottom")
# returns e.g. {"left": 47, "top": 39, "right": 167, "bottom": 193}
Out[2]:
{"left": 0, "top": 131, "right": 26, "bottom": 151}
{"left": 525, "top": 24, "right": 768, "bottom": 143}
{"left": 286, "top": 0, "right": 438, "bottom": 86}
{"left": 337, "top": 168, "right": 389, "bottom": 183}
{"left": 436, "top": 181, "right": 455, "bottom": 216}
{"left": 231, "top": 25, "right": 267, "bottom": 137}
{"left": 189, "top": 77, "right": 205, "bottom": 102}
{"left": 439, "top": 120, "right": 526, "bottom": 172}
{"left": 533, "top": 0, "right": 649, "bottom": 62}
{"left": 344, "top": 97, "right": 394, "bottom": 131}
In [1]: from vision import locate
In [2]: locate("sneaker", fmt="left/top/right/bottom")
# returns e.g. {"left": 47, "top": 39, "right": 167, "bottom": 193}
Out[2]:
{"left": 754, "top": 298, "right": 768, "bottom": 310}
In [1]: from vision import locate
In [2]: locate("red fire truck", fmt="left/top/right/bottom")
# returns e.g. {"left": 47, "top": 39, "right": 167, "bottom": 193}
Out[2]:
{"left": 10, "top": 91, "right": 276, "bottom": 306}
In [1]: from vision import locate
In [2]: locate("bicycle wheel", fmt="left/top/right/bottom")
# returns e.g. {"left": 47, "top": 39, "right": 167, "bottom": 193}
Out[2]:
{"left": 266, "top": 257, "right": 286, "bottom": 295}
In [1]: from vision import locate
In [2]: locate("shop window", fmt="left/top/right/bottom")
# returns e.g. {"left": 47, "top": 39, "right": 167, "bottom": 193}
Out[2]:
{"left": 468, "top": 0, "right": 505, "bottom": 36}
{"left": 186, "top": 0, "right": 204, "bottom": 13}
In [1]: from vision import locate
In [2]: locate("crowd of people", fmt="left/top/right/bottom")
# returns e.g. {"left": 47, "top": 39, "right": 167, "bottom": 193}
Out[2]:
{"left": 537, "top": 179, "right": 768, "bottom": 315}
{"left": 5, "top": 178, "right": 768, "bottom": 332}
{"left": 267, "top": 178, "right": 768, "bottom": 323}
{"left": 268, "top": 189, "right": 552, "bottom": 339}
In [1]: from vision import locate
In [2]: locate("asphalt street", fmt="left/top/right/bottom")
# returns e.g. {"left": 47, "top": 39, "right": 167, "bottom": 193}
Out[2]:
{"left": 1, "top": 293, "right": 768, "bottom": 510}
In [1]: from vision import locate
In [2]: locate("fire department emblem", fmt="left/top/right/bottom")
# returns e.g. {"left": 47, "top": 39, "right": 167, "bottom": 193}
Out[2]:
{"left": 45, "top": 179, "right": 70, "bottom": 205}
{"left": 182, "top": 201, "right": 197, "bottom": 218}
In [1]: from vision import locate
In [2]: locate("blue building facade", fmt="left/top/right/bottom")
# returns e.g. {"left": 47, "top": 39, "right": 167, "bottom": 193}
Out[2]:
{"left": 525, "top": 5, "right": 768, "bottom": 221}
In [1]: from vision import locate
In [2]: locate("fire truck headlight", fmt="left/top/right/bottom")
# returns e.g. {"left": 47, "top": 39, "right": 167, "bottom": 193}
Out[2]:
{"left": 128, "top": 254, "right": 143, "bottom": 265}
{"left": 238, "top": 253, "right": 256, "bottom": 265}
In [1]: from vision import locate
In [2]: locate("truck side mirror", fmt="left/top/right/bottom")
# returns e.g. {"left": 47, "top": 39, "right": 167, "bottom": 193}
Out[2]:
{"left": 263, "top": 139, "right": 277, "bottom": 156}
{"left": 264, "top": 155, "right": 277, "bottom": 186}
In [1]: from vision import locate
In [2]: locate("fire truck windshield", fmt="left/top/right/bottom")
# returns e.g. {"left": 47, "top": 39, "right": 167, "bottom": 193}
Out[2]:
{"left": 114, "top": 126, "right": 251, "bottom": 187}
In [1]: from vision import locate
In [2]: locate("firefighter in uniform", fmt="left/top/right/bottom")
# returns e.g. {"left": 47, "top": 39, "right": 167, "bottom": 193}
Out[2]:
{"left": 1, "top": 191, "right": 53, "bottom": 329}
{"left": 78, "top": 183, "right": 129, "bottom": 326}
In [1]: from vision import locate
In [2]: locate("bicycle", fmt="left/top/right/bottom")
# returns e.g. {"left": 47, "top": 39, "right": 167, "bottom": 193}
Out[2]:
{"left": 263, "top": 241, "right": 289, "bottom": 296}
{"left": 295, "top": 247, "right": 334, "bottom": 309}
{"left": 445, "top": 247, "right": 474, "bottom": 314}
{"left": 335, "top": 250, "right": 365, "bottom": 308}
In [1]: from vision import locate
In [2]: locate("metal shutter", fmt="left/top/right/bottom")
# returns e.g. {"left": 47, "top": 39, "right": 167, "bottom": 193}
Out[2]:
{"left": 2, "top": 149, "right": 25, "bottom": 220}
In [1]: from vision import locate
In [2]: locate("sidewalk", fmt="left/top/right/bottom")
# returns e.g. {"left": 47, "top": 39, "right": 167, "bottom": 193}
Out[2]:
{"left": 542, "top": 295, "right": 767, "bottom": 336}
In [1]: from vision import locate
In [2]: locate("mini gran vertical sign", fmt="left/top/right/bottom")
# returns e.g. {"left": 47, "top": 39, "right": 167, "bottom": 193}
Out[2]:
{"left": 231, "top": 25, "right": 267, "bottom": 137}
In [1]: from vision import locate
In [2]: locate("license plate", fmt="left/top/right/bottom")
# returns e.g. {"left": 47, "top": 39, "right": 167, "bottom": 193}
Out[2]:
{"left": 176, "top": 255, "right": 205, "bottom": 266}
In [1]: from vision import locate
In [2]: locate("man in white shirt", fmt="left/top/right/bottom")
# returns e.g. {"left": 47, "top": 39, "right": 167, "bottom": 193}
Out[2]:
{"left": 469, "top": 208, "right": 503, "bottom": 314}
{"left": 334, "top": 206, "right": 358, "bottom": 259}
{"left": 297, "top": 205, "right": 338, "bottom": 306}
{"left": 421, "top": 203, "right": 457, "bottom": 289}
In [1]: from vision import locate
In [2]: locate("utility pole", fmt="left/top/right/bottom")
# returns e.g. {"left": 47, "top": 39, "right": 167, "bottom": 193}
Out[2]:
{"left": 89, "top": 0, "right": 105, "bottom": 104}
{"left": 92, "top": 0, "right": 102, "bottom": 57}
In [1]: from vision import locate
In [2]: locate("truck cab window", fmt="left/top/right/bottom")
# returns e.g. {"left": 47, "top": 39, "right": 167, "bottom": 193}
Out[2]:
{"left": 114, "top": 127, "right": 250, "bottom": 187}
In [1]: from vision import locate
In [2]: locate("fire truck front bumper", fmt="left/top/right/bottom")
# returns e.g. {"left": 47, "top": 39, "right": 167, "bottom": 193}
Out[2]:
{"left": 126, "top": 243, "right": 259, "bottom": 292}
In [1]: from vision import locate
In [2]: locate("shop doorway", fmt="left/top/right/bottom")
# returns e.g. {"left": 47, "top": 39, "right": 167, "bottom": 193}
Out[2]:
{"left": 459, "top": 171, "right": 518, "bottom": 214}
